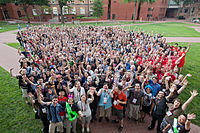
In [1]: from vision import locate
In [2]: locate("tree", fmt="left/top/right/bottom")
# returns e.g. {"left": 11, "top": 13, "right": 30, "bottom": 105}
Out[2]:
{"left": 123, "top": 0, "right": 156, "bottom": 20}
{"left": 57, "top": 0, "right": 73, "bottom": 24}
{"left": 92, "top": 0, "right": 104, "bottom": 18}
{"left": 12, "top": 0, "right": 36, "bottom": 23}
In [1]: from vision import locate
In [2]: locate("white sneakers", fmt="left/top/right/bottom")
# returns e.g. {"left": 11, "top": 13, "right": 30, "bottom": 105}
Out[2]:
{"left": 82, "top": 127, "right": 90, "bottom": 133}
{"left": 87, "top": 127, "right": 90, "bottom": 132}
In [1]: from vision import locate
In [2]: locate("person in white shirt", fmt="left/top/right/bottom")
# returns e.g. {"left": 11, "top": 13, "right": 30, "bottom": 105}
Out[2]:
{"left": 68, "top": 81, "right": 86, "bottom": 103}
{"left": 77, "top": 93, "right": 94, "bottom": 133}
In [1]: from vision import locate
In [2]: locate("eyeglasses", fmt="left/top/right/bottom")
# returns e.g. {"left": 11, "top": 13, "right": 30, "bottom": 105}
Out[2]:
{"left": 53, "top": 100, "right": 58, "bottom": 102}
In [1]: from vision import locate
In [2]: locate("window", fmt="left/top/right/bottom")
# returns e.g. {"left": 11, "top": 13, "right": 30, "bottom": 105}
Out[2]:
{"left": 184, "top": 8, "right": 188, "bottom": 13}
{"left": 80, "top": 7, "right": 85, "bottom": 14}
{"left": 62, "top": 6, "right": 69, "bottom": 15}
{"left": 71, "top": 7, "right": 76, "bottom": 14}
{"left": 53, "top": 7, "right": 58, "bottom": 15}
{"left": 44, "top": 8, "right": 51, "bottom": 14}
{"left": 32, "top": 9, "right": 37, "bottom": 16}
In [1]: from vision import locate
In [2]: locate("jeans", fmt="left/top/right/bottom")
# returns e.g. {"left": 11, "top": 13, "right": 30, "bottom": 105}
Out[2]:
{"left": 150, "top": 113, "right": 164, "bottom": 133}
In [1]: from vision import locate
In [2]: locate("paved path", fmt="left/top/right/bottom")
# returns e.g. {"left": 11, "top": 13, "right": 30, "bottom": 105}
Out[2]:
{"left": 165, "top": 37, "right": 200, "bottom": 43}
{"left": 0, "top": 28, "right": 200, "bottom": 133}
{"left": 0, "top": 29, "right": 20, "bottom": 75}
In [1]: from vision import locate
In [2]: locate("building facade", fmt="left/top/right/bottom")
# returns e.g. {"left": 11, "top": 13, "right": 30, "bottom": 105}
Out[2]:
{"left": 0, "top": 0, "right": 170, "bottom": 22}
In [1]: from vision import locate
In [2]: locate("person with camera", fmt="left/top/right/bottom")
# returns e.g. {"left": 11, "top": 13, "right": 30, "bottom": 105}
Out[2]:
{"left": 97, "top": 83, "right": 113, "bottom": 122}
{"left": 77, "top": 93, "right": 94, "bottom": 133}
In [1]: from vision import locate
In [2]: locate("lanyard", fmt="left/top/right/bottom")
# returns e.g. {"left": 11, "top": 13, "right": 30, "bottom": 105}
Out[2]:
{"left": 66, "top": 102, "right": 79, "bottom": 121}
{"left": 104, "top": 90, "right": 108, "bottom": 97}
{"left": 155, "top": 98, "right": 162, "bottom": 105}
{"left": 77, "top": 89, "right": 80, "bottom": 98}
{"left": 133, "top": 89, "right": 140, "bottom": 99}
{"left": 81, "top": 102, "right": 86, "bottom": 112}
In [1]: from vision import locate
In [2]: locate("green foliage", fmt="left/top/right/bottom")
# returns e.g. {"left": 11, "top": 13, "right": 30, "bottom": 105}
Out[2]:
{"left": 0, "top": 0, "right": 11, "bottom": 4}
{"left": 91, "top": 0, "right": 104, "bottom": 18}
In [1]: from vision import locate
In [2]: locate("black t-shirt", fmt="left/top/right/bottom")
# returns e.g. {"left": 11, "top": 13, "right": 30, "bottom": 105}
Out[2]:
{"left": 65, "top": 103, "right": 81, "bottom": 118}
{"left": 16, "top": 75, "right": 28, "bottom": 89}
{"left": 153, "top": 97, "right": 167, "bottom": 116}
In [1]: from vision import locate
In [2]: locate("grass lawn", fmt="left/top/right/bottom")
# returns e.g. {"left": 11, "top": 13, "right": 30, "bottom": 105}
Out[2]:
{"left": 124, "top": 22, "right": 200, "bottom": 37}
{"left": 6, "top": 43, "right": 24, "bottom": 51}
{"left": 0, "top": 67, "right": 43, "bottom": 133}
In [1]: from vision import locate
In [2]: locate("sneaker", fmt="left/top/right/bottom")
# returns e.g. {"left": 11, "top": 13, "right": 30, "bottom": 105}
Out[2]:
{"left": 33, "top": 108, "right": 37, "bottom": 113}
{"left": 105, "top": 117, "right": 110, "bottom": 122}
{"left": 82, "top": 128, "right": 84, "bottom": 133}
{"left": 99, "top": 117, "right": 103, "bottom": 122}
{"left": 118, "top": 126, "right": 123, "bottom": 132}
{"left": 86, "top": 127, "right": 90, "bottom": 133}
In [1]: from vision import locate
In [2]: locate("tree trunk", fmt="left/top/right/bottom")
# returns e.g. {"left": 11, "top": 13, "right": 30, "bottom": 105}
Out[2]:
{"left": 107, "top": 0, "right": 111, "bottom": 20}
{"left": 136, "top": 2, "right": 141, "bottom": 20}
{"left": 59, "top": 4, "right": 64, "bottom": 24}
{"left": 23, "top": 5, "right": 30, "bottom": 23}
{"left": 132, "top": 1, "right": 137, "bottom": 21}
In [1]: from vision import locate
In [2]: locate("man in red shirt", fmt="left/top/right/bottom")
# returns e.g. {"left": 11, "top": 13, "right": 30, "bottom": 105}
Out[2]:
{"left": 112, "top": 85, "right": 127, "bottom": 132}
{"left": 58, "top": 89, "right": 67, "bottom": 119}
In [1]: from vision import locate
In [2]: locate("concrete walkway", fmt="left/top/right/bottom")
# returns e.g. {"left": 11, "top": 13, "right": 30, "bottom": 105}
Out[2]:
{"left": 0, "top": 28, "right": 200, "bottom": 133}
{"left": 0, "top": 29, "right": 20, "bottom": 75}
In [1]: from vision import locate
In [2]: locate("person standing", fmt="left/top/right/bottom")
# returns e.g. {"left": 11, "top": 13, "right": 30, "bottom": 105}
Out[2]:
{"left": 97, "top": 83, "right": 113, "bottom": 122}
{"left": 112, "top": 85, "right": 127, "bottom": 132}
{"left": 128, "top": 83, "right": 144, "bottom": 124}
{"left": 38, "top": 95, "right": 64, "bottom": 133}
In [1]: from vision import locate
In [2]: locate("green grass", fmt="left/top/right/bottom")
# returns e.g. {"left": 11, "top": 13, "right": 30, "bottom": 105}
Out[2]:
{"left": 124, "top": 22, "right": 200, "bottom": 37}
{"left": 0, "top": 22, "right": 39, "bottom": 33}
{"left": 6, "top": 43, "right": 24, "bottom": 51}
{"left": 0, "top": 67, "right": 43, "bottom": 133}
{"left": 174, "top": 42, "right": 200, "bottom": 126}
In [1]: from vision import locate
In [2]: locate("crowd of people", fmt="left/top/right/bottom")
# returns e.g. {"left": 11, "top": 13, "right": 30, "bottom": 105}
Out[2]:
{"left": 10, "top": 24, "right": 198, "bottom": 133}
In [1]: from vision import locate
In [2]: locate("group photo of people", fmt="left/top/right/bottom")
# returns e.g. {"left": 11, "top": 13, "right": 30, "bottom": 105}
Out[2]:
{"left": 10, "top": 24, "right": 198, "bottom": 133}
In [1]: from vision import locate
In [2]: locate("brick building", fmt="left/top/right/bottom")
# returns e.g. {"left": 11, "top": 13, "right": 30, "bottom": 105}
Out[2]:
{"left": 101, "top": 0, "right": 168, "bottom": 21}
{"left": 0, "top": 0, "right": 169, "bottom": 22}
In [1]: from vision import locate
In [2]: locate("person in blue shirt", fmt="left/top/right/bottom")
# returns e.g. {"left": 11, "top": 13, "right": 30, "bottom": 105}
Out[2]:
{"left": 147, "top": 76, "right": 161, "bottom": 97}
{"left": 97, "top": 83, "right": 113, "bottom": 122}
{"left": 38, "top": 95, "right": 64, "bottom": 133}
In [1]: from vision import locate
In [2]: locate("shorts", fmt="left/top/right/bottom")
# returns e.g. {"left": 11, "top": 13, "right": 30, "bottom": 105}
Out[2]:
{"left": 113, "top": 108, "right": 123, "bottom": 120}
{"left": 142, "top": 105, "right": 151, "bottom": 114}
{"left": 22, "top": 89, "right": 28, "bottom": 98}
{"left": 81, "top": 115, "right": 91, "bottom": 124}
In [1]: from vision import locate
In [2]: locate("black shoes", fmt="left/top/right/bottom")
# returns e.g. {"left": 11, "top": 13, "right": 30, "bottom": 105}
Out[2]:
{"left": 99, "top": 117, "right": 103, "bottom": 122}
{"left": 112, "top": 120, "right": 119, "bottom": 123}
{"left": 105, "top": 117, "right": 110, "bottom": 122}
{"left": 118, "top": 126, "right": 123, "bottom": 132}
{"left": 128, "top": 117, "right": 131, "bottom": 121}
{"left": 148, "top": 126, "right": 154, "bottom": 130}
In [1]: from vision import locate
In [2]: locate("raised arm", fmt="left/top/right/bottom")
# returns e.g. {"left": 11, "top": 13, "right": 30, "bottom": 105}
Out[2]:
{"left": 10, "top": 68, "right": 15, "bottom": 77}
{"left": 182, "top": 90, "right": 198, "bottom": 111}
{"left": 177, "top": 80, "right": 188, "bottom": 94}
{"left": 185, "top": 43, "right": 191, "bottom": 54}
{"left": 185, "top": 113, "right": 196, "bottom": 130}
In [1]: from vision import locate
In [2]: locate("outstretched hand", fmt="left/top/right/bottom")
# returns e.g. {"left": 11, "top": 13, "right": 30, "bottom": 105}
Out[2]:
{"left": 191, "top": 90, "right": 198, "bottom": 97}
{"left": 187, "top": 113, "right": 196, "bottom": 120}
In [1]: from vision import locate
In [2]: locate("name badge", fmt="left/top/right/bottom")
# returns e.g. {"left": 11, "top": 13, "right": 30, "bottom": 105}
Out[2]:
{"left": 103, "top": 97, "right": 107, "bottom": 104}
{"left": 168, "top": 129, "right": 173, "bottom": 133}
{"left": 132, "top": 98, "right": 137, "bottom": 104}
{"left": 113, "top": 100, "right": 117, "bottom": 105}
{"left": 166, "top": 111, "right": 172, "bottom": 116}
{"left": 42, "top": 108, "right": 47, "bottom": 113}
